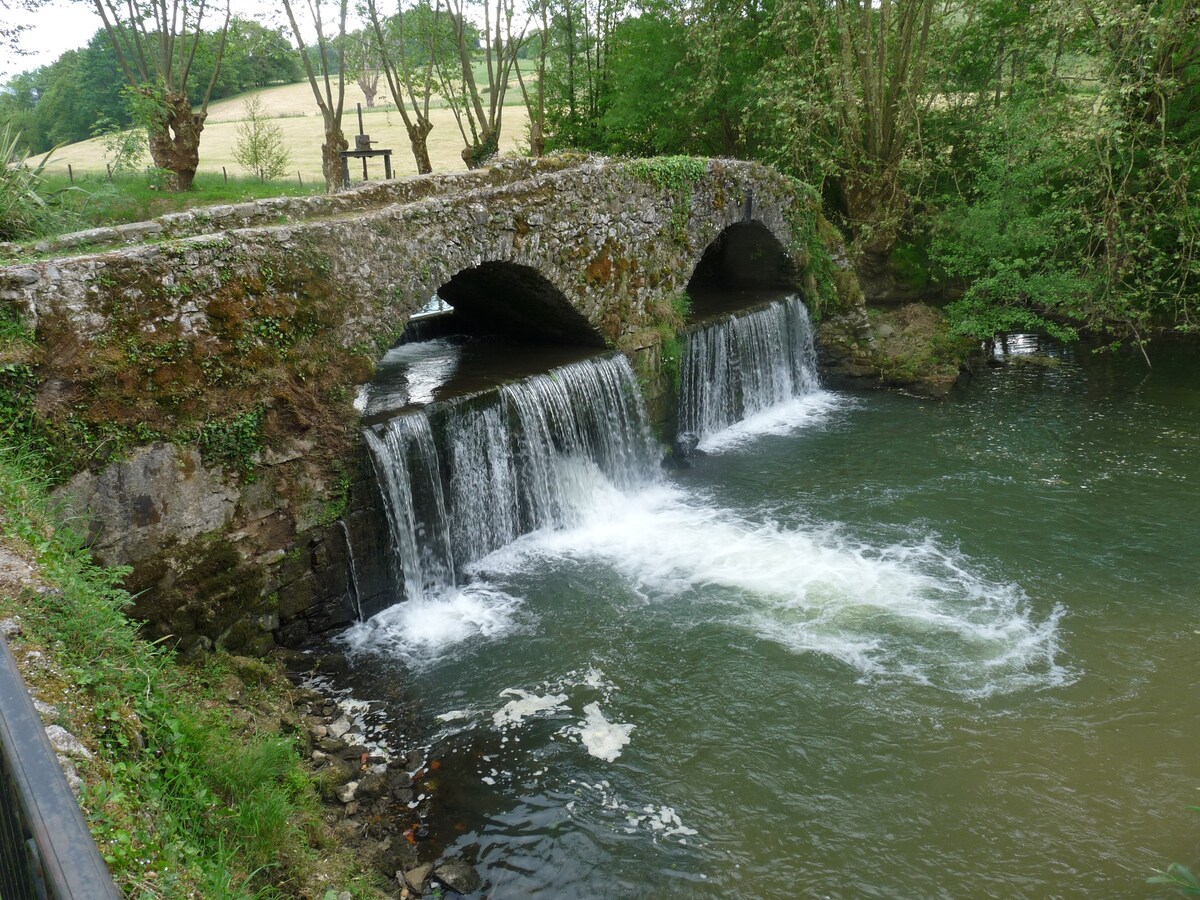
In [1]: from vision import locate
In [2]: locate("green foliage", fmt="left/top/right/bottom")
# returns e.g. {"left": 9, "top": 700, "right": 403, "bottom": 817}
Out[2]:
{"left": 595, "top": 15, "right": 693, "bottom": 156}
{"left": 670, "top": 290, "right": 693, "bottom": 323}
{"left": 1149, "top": 804, "right": 1200, "bottom": 896}
{"left": 315, "top": 466, "right": 352, "bottom": 528}
{"left": 0, "top": 445, "right": 348, "bottom": 897}
{"left": 194, "top": 408, "right": 265, "bottom": 476}
{"left": 92, "top": 118, "right": 147, "bottom": 176}
{"left": 1150, "top": 861, "right": 1200, "bottom": 896}
{"left": 925, "top": 2, "right": 1200, "bottom": 344}
{"left": 658, "top": 327, "right": 683, "bottom": 392}
{"left": 624, "top": 156, "right": 706, "bottom": 193}
{"left": 0, "top": 305, "right": 45, "bottom": 456}
{"left": 234, "top": 95, "right": 293, "bottom": 182}
{"left": 0, "top": 124, "right": 73, "bottom": 241}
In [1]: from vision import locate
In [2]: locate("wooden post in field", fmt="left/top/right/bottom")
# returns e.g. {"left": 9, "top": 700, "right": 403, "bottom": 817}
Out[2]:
{"left": 222, "top": 166, "right": 228, "bottom": 183}
{"left": 106, "top": 163, "right": 112, "bottom": 180}
{"left": 297, "top": 171, "right": 303, "bottom": 186}
{"left": 67, "top": 164, "right": 74, "bottom": 183}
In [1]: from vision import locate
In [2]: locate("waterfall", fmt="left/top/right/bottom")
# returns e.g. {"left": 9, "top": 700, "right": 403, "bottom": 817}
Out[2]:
{"left": 364, "top": 354, "right": 658, "bottom": 607}
{"left": 337, "top": 520, "right": 365, "bottom": 621}
{"left": 679, "top": 294, "right": 820, "bottom": 442}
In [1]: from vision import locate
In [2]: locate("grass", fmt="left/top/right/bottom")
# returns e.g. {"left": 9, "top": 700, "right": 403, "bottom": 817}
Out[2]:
{"left": 34, "top": 171, "right": 323, "bottom": 233}
{"left": 0, "top": 442, "right": 385, "bottom": 898}
{"left": 40, "top": 80, "right": 532, "bottom": 186}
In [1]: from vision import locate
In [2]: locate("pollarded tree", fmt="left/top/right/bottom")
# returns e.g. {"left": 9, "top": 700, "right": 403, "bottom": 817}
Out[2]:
{"left": 752, "top": 0, "right": 960, "bottom": 275}
{"left": 344, "top": 29, "right": 383, "bottom": 108}
{"left": 280, "top": 0, "right": 350, "bottom": 192}
{"left": 89, "top": 0, "right": 231, "bottom": 190}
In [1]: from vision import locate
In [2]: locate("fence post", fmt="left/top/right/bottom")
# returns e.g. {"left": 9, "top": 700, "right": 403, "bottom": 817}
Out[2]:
{"left": 67, "top": 164, "right": 73, "bottom": 184}
{"left": 222, "top": 166, "right": 228, "bottom": 184}
{"left": 297, "top": 170, "right": 302, "bottom": 186}
{"left": 106, "top": 163, "right": 112, "bottom": 180}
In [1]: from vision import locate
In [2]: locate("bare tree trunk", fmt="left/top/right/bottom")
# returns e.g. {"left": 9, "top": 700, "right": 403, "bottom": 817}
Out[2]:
{"left": 146, "top": 90, "right": 206, "bottom": 191}
{"left": 406, "top": 119, "right": 434, "bottom": 174}
{"left": 322, "top": 125, "right": 349, "bottom": 191}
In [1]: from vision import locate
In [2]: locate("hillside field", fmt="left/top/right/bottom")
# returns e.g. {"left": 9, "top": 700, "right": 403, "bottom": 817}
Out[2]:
{"left": 40, "top": 80, "right": 531, "bottom": 184}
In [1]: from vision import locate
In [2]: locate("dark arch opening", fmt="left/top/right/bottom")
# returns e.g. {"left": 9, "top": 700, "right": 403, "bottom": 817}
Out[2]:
{"left": 686, "top": 221, "right": 796, "bottom": 318}
{"left": 418, "top": 261, "right": 606, "bottom": 347}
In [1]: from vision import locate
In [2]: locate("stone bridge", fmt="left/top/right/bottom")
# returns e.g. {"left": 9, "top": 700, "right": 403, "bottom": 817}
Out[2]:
{"left": 0, "top": 154, "right": 861, "bottom": 654}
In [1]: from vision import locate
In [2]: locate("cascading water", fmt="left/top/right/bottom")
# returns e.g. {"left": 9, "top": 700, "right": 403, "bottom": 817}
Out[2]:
{"left": 679, "top": 293, "right": 823, "bottom": 448}
{"left": 363, "top": 353, "right": 659, "bottom": 607}
{"left": 321, "top": 286, "right": 1198, "bottom": 899}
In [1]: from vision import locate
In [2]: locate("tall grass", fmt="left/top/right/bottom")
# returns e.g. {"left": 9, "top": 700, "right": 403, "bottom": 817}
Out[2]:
{"left": 0, "top": 124, "right": 78, "bottom": 241}
{"left": 36, "top": 170, "right": 322, "bottom": 235}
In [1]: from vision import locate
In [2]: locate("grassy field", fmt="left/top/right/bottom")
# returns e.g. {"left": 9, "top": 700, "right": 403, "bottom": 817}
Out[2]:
{"left": 41, "top": 79, "right": 532, "bottom": 184}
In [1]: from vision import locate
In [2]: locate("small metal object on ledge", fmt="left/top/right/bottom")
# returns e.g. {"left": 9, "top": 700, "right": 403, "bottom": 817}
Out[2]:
{"left": 341, "top": 103, "right": 394, "bottom": 188}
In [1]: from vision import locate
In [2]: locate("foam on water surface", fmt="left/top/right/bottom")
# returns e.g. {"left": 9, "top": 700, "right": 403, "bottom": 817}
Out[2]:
{"left": 474, "top": 480, "right": 1067, "bottom": 696}
{"left": 343, "top": 583, "right": 525, "bottom": 668}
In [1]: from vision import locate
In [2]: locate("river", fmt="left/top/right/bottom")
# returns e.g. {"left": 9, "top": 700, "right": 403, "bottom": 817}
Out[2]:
{"left": 336, "top": 302, "right": 1198, "bottom": 898}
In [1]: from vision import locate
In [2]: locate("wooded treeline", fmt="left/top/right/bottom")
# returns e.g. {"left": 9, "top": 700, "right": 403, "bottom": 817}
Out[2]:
{"left": 542, "top": 0, "right": 1199, "bottom": 343}
{"left": 2, "top": 0, "right": 1197, "bottom": 340}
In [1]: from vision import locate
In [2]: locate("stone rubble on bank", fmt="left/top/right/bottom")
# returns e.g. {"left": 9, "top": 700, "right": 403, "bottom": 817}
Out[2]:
{"left": 291, "top": 654, "right": 484, "bottom": 896}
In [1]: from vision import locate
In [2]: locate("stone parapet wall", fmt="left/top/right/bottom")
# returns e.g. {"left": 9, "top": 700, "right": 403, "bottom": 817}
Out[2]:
{"left": 0, "top": 154, "right": 592, "bottom": 262}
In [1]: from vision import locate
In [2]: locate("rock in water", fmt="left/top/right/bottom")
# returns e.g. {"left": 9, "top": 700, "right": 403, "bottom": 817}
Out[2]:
{"left": 434, "top": 858, "right": 482, "bottom": 894}
{"left": 403, "top": 862, "right": 433, "bottom": 892}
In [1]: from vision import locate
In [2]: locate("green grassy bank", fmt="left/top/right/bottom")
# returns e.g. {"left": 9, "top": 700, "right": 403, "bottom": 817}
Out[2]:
{"left": 0, "top": 444, "right": 383, "bottom": 899}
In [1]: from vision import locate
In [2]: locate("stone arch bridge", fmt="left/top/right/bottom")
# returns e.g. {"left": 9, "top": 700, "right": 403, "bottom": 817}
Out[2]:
{"left": 0, "top": 154, "right": 859, "bottom": 653}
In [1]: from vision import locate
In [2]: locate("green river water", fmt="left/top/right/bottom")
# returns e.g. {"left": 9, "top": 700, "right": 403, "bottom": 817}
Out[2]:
{"left": 343, "top": 332, "right": 1198, "bottom": 898}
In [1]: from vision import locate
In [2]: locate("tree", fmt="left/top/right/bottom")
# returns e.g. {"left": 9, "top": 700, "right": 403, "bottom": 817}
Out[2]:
{"left": 434, "top": 0, "right": 527, "bottom": 167}
{"left": 281, "top": 0, "right": 350, "bottom": 191}
{"left": 89, "top": 0, "right": 232, "bottom": 190}
{"left": 345, "top": 29, "right": 382, "bottom": 108}
{"left": 756, "top": 0, "right": 953, "bottom": 274}
{"left": 362, "top": 0, "right": 440, "bottom": 173}
{"left": 195, "top": 18, "right": 301, "bottom": 101}
{"left": 514, "top": 2, "right": 549, "bottom": 155}
{"left": 918, "top": 0, "right": 1200, "bottom": 352}
{"left": 233, "top": 94, "right": 291, "bottom": 181}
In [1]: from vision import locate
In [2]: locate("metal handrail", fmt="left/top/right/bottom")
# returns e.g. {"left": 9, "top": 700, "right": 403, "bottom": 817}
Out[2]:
{"left": 0, "top": 636, "right": 121, "bottom": 899}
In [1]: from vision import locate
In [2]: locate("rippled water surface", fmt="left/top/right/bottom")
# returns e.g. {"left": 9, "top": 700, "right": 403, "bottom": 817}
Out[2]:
{"left": 343, "top": 335, "right": 1199, "bottom": 898}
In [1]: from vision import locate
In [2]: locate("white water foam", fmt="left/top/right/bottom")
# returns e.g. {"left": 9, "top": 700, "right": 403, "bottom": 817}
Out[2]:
{"left": 696, "top": 390, "right": 846, "bottom": 453}
{"left": 570, "top": 702, "right": 634, "bottom": 762}
{"left": 474, "top": 480, "right": 1068, "bottom": 697}
{"left": 342, "top": 583, "right": 525, "bottom": 668}
{"left": 493, "top": 689, "right": 569, "bottom": 729}
{"left": 570, "top": 780, "right": 702, "bottom": 846}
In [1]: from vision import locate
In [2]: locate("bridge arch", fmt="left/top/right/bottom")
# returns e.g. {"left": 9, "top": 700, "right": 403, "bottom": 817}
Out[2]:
{"left": 434, "top": 261, "right": 605, "bottom": 346}
{"left": 687, "top": 220, "right": 797, "bottom": 297}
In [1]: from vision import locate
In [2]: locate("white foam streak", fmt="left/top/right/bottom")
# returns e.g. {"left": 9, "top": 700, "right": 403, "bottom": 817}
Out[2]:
{"left": 343, "top": 583, "right": 523, "bottom": 667}
{"left": 697, "top": 390, "right": 845, "bottom": 452}
{"left": 494, "top": 689, "right": 569, "bottom": 728}
{"left": 476, "top": 481, "right": 1066, "bottom": 695}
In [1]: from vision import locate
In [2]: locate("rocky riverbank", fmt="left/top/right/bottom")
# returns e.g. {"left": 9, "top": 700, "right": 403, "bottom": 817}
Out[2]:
{"left": 284, "top": 651, "right": 484, "bottom": 897}
{"left": 817, "top": 302, "right": 978, "bottom": 399}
